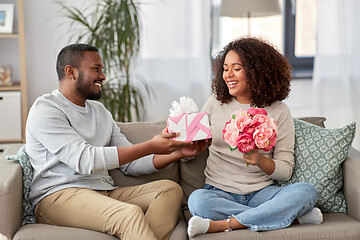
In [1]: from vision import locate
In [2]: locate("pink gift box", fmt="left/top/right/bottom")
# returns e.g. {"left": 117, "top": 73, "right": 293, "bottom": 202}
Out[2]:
{"left": 167, "top": 112, "right": 212, "bottom": 141}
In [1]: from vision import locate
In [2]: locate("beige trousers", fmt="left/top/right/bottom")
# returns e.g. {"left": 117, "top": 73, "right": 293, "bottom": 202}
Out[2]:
{"left": 34, "top": 179, "right": 183, "bottom": 240}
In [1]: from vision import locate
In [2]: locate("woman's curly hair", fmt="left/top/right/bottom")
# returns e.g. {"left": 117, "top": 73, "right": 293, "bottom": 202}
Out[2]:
{"left": 211, "top": 37, "right": 292, "bottom": 107}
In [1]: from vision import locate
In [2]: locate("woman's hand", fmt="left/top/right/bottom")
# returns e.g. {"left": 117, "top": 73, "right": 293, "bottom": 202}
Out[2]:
{"left": 243, "top": 149, "right": 262, "bottom": 166}
{"left": 178, "top": 138, "right": 212, "bottom": 158}
{"left": 243, "top": 149, "right": 275, "bottom": 175}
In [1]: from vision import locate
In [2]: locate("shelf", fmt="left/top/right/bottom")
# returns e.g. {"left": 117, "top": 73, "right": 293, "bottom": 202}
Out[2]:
{"left": 0, "top": 139, "right": 23, "bottom": 144}
{"left": 0, "top": 0, "right": 27, "bottom": 143}
{"left": 0, "top": 83, "right": 21, "bottom": 91}
{"left": 0, "top": 33, "right": 20, "bottom": 38}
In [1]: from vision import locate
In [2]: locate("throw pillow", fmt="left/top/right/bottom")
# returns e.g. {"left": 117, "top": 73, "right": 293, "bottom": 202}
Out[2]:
{"left": 277, "top": 118, "right": 356, "bottom": 213}
{"left": 6, "top": 145, "right": 36, "bottom": 225}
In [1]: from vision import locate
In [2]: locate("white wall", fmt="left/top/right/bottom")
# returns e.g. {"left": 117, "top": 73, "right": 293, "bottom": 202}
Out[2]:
{"left": 284, "top": 78, "right": 314, "bottom": 118}
{"left": 23, "top": 0, "right": 87, "bottom": 108}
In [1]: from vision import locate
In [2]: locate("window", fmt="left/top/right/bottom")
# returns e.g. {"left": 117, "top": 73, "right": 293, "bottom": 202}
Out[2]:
{"left": 211, "top": 0, "right": 283, "bottom": 57}
{"left": 212, "top": 0, "right": 317, "bottom": 79}
{"left": 284, "top": 0, "right": 317, "bottom": 78}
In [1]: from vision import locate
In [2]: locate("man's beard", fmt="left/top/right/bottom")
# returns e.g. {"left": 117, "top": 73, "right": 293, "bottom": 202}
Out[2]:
{"left": 76, "top": 71, "right": 101, "bottom": 100}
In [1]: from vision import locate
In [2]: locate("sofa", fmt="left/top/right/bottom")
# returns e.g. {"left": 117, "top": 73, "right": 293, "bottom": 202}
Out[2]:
{"left": 1, "top": 117, "right": 360, "bottom": 240}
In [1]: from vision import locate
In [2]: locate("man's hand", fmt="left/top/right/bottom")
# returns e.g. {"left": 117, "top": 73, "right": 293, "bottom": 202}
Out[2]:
{"left": 152, "top": 127, "right": 212, "bottom": 169}
{"left": 117, "top": 130, "right": 191, "bottom": 167}
{"left": 149, "top": 132, "right": 192, "bottom": 155}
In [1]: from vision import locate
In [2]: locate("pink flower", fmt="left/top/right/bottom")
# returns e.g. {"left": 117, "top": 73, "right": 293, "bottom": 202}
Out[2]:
{"left": 263, "top": 133, "right": 277, "bottom": 151}
{"left": 236, "top": 133, "right": 255, "bottom": 153}
{"left": 252, "top": 114, "right": 269, "bottom": 126}
{"left": 243, "top": 125, "right": 256, "bottom": 135}
{"left": 234, "top": 115, "right": 252, "bottom": 132}
{"left": 253, "top": 123, "right": 274, "bottom": 149}
{"left": 223, "top": 120, "right": 239, "bottom": 148}
{"left": 222, "top": 107, "right": 278, "bottom": 155}
{"left": 268, "top": 118, "right": 278, "bottom": 135}
{"left": 233, "top": 109, "right": 248, "bottom": 118}
{"left": 247, "top": 107, "right": 267, "bottom": 116}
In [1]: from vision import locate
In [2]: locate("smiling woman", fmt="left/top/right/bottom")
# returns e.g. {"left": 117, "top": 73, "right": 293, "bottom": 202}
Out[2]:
{"left": 186, "top": 37, "right": 322, "bottom": 237}
{"left": 222, "top": 50, "right": 250, "bottom": 104}
{"left": 211, "top": 37, "right": 291, "bottom": 108}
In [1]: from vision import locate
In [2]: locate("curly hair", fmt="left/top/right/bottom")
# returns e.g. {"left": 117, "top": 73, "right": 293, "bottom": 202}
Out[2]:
{"left": 211, "top": 37, "right": 292, "bottom": 107}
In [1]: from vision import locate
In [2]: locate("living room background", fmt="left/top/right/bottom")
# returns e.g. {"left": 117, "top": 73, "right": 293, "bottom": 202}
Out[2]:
{"left": 15, "top": 0, "right": 359, "bottom": 150}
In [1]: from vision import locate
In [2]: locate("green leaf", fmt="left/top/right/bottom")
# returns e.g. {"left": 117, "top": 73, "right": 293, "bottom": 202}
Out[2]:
{"left": 228, "top": 145, "right": 237, "bottom": 151}
{"left": 57, "top": 0, "right": 154, "bottom": 122}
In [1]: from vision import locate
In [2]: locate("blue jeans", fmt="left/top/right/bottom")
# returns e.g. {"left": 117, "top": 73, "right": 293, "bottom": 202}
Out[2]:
{"left": 188, "top": 182, "right": 318, "bottom": 231}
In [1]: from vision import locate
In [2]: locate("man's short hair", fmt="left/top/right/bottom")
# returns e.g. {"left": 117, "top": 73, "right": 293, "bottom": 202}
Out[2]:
{"left": 56, "top": 43, "right": 99, "bottom": 81}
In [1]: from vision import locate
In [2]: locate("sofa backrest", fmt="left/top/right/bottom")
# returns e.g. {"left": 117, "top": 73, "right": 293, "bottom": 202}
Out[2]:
{"left": 109, "top": 121, "right": 180, "bottom": 187}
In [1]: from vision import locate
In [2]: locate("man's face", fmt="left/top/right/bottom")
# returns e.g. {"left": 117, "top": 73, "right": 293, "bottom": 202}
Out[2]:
{"left": 75, "top": 51, "right": 106, "bottom": 100}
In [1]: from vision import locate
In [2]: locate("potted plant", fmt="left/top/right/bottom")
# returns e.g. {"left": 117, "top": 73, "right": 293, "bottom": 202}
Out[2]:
{"left": 58, "top": 0, "right": 153, "bottom": 122}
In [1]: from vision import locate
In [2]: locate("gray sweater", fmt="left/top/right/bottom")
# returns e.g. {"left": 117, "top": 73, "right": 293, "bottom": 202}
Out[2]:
{"left": 202, "top": 95, "right": 295, "bottom": 195}
{"left": 26, "top": 89, "right": 157, "bottom": 207}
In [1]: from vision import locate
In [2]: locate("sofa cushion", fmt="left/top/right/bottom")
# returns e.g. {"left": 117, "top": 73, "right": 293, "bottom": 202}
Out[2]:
{"left": 5, "top": 145, "right": 36, "bottom": 225}
{"left": 13, "top": 223, "right": 118, "bottom": 240}
{"left": 179, "top": 150, "right": 209, "bottom": 222}
{"left": 277, "top": 118, "right": 356, "bottom": 213}
{"left": 110, "top": 121, "right": 180, "bottom": 186}
{"left": 117, "top": 121, "right": 167, "bottom": 144}
{"left": 298, "top": 117, "right": 326, "bottom": 128}
{"left": 14, "top": 220, "right": 187, "bottom": 240}
{"left": 189, "top": 213, "right": 360, "bottom": 240}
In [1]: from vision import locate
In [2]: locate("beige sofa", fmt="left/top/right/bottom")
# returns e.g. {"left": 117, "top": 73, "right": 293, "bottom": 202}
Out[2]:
{"left": 1, "top": 118, "right": 360, "bottom": 240}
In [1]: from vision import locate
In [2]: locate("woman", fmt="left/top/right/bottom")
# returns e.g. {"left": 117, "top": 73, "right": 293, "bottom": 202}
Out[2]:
{"left": 187, "top": 37, "right": 323, "bottom": 237}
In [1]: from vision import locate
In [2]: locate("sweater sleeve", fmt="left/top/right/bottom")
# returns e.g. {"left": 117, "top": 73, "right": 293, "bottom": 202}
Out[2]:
{"left": 109, "top": 121, "right": 158, "bottom": 176}
{"left": 26, "top": 101, "right": 119, "bottom": 175}
{"left": 267, "top": 102, "right": 295, "bottom": 181}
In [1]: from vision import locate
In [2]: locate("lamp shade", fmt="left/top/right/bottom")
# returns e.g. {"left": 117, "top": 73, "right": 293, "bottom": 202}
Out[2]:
{"left": 220, "top": 0, "right": 281, "bottom": 17}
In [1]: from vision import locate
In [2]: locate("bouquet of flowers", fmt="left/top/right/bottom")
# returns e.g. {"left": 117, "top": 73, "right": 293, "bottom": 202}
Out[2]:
{"left": 223, "top": 108, "right": 278, "bottom": 155}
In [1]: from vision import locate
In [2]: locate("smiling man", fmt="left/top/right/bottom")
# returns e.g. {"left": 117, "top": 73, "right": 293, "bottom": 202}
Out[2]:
{"left": 25, "top": 43, "right": 209, "bottom": 240}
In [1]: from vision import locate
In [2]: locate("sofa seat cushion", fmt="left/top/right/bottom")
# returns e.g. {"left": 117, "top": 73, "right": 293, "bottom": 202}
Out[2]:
{"left": 13, "top": 224, "right": 118, "bottom": 240}
{"left": 13, "top": 220, "right": 187, "bottom": 240}
{"left": 190, "top": 213, "right": 360, "bottom": 240}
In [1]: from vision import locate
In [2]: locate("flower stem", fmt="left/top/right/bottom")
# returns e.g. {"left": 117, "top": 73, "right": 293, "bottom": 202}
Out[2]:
{"left": 245, "top": 150, "right": 253, "bottom": 166}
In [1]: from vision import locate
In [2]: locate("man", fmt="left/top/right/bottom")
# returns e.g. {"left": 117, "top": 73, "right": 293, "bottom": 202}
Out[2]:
{"left": 26, "top": 43, "right": 209, "bottom": 240}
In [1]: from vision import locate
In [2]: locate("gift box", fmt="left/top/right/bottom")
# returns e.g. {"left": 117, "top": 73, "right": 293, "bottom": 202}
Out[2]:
{"left": 167, "top": 112, "right": 212, "bottom": 141}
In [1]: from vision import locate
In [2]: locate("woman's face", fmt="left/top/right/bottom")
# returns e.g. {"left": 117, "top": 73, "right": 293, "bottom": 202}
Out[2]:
{"left": 223, "top": 50, "right": 251, "bottom": 104}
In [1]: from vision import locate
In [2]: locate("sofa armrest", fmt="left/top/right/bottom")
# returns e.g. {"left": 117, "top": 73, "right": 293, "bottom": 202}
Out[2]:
{"left": 0, "top": 144, "right": 24, "bottom": 240}
{"left": 343, "top": 146, "right": 360, "bottom": 222}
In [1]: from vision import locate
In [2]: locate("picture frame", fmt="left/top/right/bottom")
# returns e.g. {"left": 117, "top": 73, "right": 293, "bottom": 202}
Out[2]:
{"left": 0, "top": 66, "right": 12, "bottom": 86}
{"left": 0, "top": 4, "right": 14, "bottom": 33}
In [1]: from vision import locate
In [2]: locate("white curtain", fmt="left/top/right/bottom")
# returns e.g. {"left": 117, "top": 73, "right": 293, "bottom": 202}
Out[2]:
{"left": 136, "top": 0, "right": 212, "bottom": 122}
{"left": 313, "top": 0, "right": 360, "bottom": 150}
